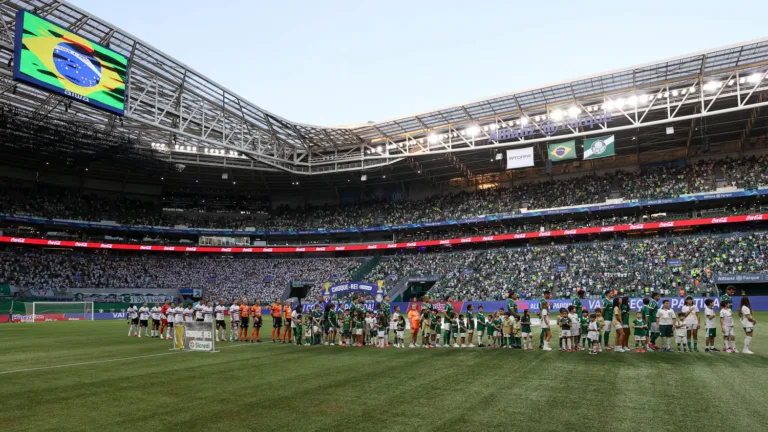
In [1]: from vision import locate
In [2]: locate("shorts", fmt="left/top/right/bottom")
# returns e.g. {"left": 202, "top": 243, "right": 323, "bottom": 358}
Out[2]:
{"left": 561, "top": 330, "right": 571, "bottom": 337}
{"left": 603, "top": 321, "right": 613, "bottom": 332}
{"left": 493, "top": 331, "right": 500, "bottom": 337}
{"left": 723, "top": 326, "right": 735, "bottom": 337}
{"left": 152, "top": 319, "right": 160, "bottom": 327}
{"left": 707, "top": 327, "right": 716, "bottom": 337}
{"left": 161, "top": 318, "right": 167, "bottom": 325}
{"left": 587, "top": 331, "right": 599, "bottom": 341}
{"left": 355, "top": 329, "right": 363, "bottom": 335}
{"left": 686, "top": 322, "right": 698, "bottom": 330}
{"left": 313, "top": 326, "right": 320, "bottom": 333}
{"left": 743, "top": 327, "right": 754, "bottom": 334}
{"left": 650, "top": 322, "right": 659, "bottom": 333}
{"left": 675, "top": 335, "right": 687, "bottom": 344}
{"left": 521, "top": 332, "right": 530, "bottom": 338}
{"left": 285, "top": 318, "right": 292, "bottom": 328}
{"left": 377, "top": 331, "right": 385, "bottom": 338}
{"left": 459, "top": 333, "right": 466, "bottom": 338}
{"left": 612, "top": 322, "right": 622, "bottom": 330}
{"left": 396, "top": 331, "right": 404, "bottom": 338}
{"left": 273, "top": 317, "right": 282, "bottom": 328}
{"left": 477, "top": 330, "right": 484, "bottom": 337}
{"left": 660, "top": 325, "right": 673, "bottom": 338}
{"left": 572, "top": 330, "right": 580, "bottom": 337}
{"left": 634, "top": 335, "right": 645, "bottom": 341}
{"left": 216, "top": 320, "right": 226, "bottom": 329}
{"left": 196, "top": 318, "right": 204, "bottom": 322}
{"left": 131, "top": 318, "right": 139, "bottom": 325}
{"left": 167, "top": 321, "right": 174, "bottom": 328}
{"left": 241, "top": 317, "right": 250, "bottom": 328}
{"left": 254, "top": 317, "right": 262, "bottom": 328}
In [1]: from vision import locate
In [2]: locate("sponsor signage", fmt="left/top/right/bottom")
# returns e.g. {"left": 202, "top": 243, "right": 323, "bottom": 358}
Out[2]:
{"left": 714, "top": 274, "right": 768, "bottom": 284}
{"left": 323, "top": 282, "right": 384, "bottom": 297}
{"left": 489, "top": 113, "right": 613, "bottom": 141}
{"left": 506, "top": 147, "right": 535, "bottom": 169}
{"left": 0, "top": 213, "right": 766, "bottom": 254}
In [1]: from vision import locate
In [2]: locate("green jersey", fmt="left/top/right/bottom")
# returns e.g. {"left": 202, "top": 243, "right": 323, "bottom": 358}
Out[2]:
{"left": 466, "top": 312, "right": 475, "bottom": 330}
{"left": 721, "top": 293, "right": 732, "bottom": 305}
{"left": 648, "top": 300, "right": 659, "bottom": 323}
{"left": 580, "top": 316, "right": 588, "bottom": 333}
{"left": 572, "top": 297, "right": 582, "bottom": 312}
{"left": 342, "top": 317, "right": 351, "bottom": 332}
{"left": 558, "top": 316, "right": 571, "bottom": 329}
{"left": 328, "top": 310, "right": 338, "bottom": 327}
{"left": 396, "top": 320, "right": 405, "bottom": 331}
{"left": 507, "top": 299, "right": 518, "bottom": 315}
{"left": 621, "top": 304, "right": 630, "bottom": 325}
{"left": 493, "top": 318, "right": 503, "bottom": 331}
{"left": 476, "top": 314, "right": 486, "bottom": 331}
{"left": 311, "top": 310, "right": 322, "bottom": 325}
{"left": 539, "top": 298, "right": 549, "bottom": 312}
{"left": 633, "top": 319, "right": 647, "bottom": 336}
{"left": 459, "top": 320, "right": 467, "bottom": 332}
{"left": 602, "top": 298, "right": 614, "bottom": 320}
{"left": 520, "top": 316, "right": 531, "bottom": 333}
{"left": 355, "top": 317, "right": 364, "bottom": 329}
{"left": 381, "top": 301, "right": 391, "bottom": 317}
{"left": 640, "top": 305, "right": 650, "bottom": 321}
{"left": 430, "top": 314, "right": 438, "bottom": 331}
{"left": 444, "top": 302, "right": 454, "bottom": 318}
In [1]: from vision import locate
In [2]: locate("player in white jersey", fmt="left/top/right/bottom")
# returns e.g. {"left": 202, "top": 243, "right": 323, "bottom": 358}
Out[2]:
{"left": 540, "top": 299, "right": 552, "bottom": 351}
{"left": 657, "top": 300, "right": 676, "bottom": 352}
{"left": 127, "top": 304, "right": 139, "bottom": 337}
{"left": 137, "top": 302, "right": 151, "bottom": 337}
{"left": 203, "top": 301, "right": 213, "bottom": 323}
{"left": 163, "top": 302, "right": 175, "bottom": 340}
{"left": 739, "top": 297, "right": 757, "bottom": 354}
{"left": 719, "top": 300, "right": 736, "bottom": 353}
{"left": 681, "top": 296, "right": 700, "bottom": 352}
{"left": 182, "top": 303, "right": 193, "bottom": 323}
{"left": 229, "top": 300, "right": 241, "bottom": 342}
{"left": 194, "top": 302, "right": 204, "bottom": 322}
{"left": 150, "top": 303, "right": 162, "bottom": 338}
{"left": 703, "top": 299, "right": 719, "bottom": 352}
{"left": 214, "top": 300, "right": 227, "bottom": 342}
{"left": 173, "top": 303, "right": 184, "bottom": 344}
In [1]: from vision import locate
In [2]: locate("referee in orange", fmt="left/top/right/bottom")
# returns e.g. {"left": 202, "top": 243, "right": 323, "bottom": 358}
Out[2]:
{"left": 271, "top": 299, "right": 283, "bottom": 343}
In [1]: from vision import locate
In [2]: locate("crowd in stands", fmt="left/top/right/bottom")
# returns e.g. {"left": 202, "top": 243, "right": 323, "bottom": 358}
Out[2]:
{"left": 1, "top": 156, "right": 766, "bottom": 231}
{"left": 0, "top": 251, "right": 363, "bottom": 303}
{"left": 367, "top": 231, "right": 768, "bottom": 301}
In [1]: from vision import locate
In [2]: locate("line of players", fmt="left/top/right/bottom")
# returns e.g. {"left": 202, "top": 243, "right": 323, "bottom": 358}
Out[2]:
{"left": 124, "top": 287, "right": 758, "bottom": 354}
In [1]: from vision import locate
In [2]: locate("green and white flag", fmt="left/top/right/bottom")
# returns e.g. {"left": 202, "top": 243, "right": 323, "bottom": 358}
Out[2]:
{"left": 583, "top": 135, "right": 615, "bottom": 160}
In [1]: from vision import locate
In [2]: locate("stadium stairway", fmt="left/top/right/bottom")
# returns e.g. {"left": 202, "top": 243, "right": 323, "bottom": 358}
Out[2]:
{"left": 351, "top": 255, "right": 380, "bottom": 281}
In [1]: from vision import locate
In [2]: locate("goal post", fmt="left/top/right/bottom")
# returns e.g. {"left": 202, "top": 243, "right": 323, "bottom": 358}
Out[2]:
{"left": 27, "top": 301, "right": 94, "bottom": 322}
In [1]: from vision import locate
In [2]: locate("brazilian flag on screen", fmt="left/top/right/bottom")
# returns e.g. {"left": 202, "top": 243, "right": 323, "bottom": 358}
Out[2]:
{"left": 547, "top": 141, "right": 576, "bottom": 161}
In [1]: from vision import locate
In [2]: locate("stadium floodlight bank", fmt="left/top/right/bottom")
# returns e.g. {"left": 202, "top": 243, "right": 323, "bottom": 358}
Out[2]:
{"left": 171, "top": 321, "right": 218, "bottom": 353}
{"left": 27, "top": 301, "right": 94, "bottom": 322}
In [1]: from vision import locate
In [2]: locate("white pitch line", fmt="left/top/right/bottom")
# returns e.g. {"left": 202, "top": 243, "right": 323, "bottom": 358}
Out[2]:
{"left": 0, "top": 351, "right": 179, "bottom": 375}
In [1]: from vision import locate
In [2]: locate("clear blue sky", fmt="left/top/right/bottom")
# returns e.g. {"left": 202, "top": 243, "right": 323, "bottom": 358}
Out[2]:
{"left": 71, "top": 0, "right": 768, "bottom": 127}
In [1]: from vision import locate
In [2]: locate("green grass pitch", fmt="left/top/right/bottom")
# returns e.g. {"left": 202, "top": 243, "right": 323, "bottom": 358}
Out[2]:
{"left": 2, "top": 314, "right": 768, "bottom": 432}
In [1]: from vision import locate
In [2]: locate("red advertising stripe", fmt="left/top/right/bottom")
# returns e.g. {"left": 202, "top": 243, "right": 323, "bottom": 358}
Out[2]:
{"left": 0, "top": 214, "right": 764, "bottom": 254}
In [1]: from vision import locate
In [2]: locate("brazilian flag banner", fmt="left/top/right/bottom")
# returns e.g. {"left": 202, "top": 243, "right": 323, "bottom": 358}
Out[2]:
{"left": 547, "top": 140, "right": 576, "bottom": 161}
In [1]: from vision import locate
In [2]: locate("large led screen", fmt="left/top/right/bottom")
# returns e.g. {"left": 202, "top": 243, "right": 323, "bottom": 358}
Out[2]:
{"left": 13, "top": 10, "right": 128, "bottom": 115}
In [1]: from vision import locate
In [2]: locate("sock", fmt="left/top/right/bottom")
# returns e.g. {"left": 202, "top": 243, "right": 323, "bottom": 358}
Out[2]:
{"left": 693, "top": 339, "right": 698, "bottom": 350}
{"left": 603, "top": 332, "right": 610, "bottom": 346}
{"left": 687, "top": 340, "right": 692, "bottom": 350}
{"left": 724, "top": 340, "right": 729, "bottom": 349}
{"left": 744, "top": 336, "right": 752, "bottom": 351}
{"left": 540, "top": 330, "right": 545, "bottom": 346}
{"left": 651, "top": 332, "right": 658, "bottom": 345}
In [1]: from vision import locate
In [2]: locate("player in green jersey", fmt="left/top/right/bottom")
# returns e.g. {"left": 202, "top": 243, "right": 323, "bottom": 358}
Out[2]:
{"left": 648, "top": 292, "right": 661, "bottom": 350}
{"left": 327, "top": 304, "right": 339, "bottom": 346}
{"left": 311, "top": 304, "right": 323, "bottom": 346}
{"left": 381, "top": 296, "right": 391, "bottom": 346}
{"left": 466, "top": 304, "right": 476, "bottom": 347}
{"left": 620, "top": 297, "right": 631, "bottom": 351}
{"left": 558, "top": 308, "right": 573, "bottom": 352}
{"left": 520, "top": 309, "right": 533, "bottom": 350}
{"left": 580, "top": 309, "right": 589, "bottom": 349}
{"left": 572, "top": 289, "right": 585, "bottom": 314}
{"left": 430, "top": 311, "right": 439, "bottom": 347}
{"left": 476, "top": 305, "right": 487, "bottom": 347}
{"left": 354, "top": 311, "right": 365, "bottom": 346}
{"left": 395, "top": 315, "right": 406, "bottom": 348}
{"left": 721, "top": 285, "right": 736, "bottom": 306}
{"left": 341, "top": 310, "right": 352, "bottom": 346}
{"left": 632, "top": 312, "right": 648, "bottom": 352}
{"left": 601, "top": 290, "right": 615, "bottom": 349}
{"left": 506, "top": 291, "right": 519, "bottom": 315}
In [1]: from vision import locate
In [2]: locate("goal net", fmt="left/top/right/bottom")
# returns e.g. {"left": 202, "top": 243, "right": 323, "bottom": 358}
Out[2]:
{"left": 25, "top": 302, "right": 94, "bottom": 322}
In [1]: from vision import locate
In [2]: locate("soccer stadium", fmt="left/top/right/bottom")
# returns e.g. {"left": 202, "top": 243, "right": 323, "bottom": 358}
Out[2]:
{"left": 2, "top": 1, "right": 768, "bottom": 431}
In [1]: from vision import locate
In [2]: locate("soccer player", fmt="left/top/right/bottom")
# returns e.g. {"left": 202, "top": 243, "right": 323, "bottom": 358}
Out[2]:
{"left": 720, "top": 300, "right": 736, "bottom": 353}
{"left": 138, "top": 302, "right": 150, "bottom": 338}
{"left": 657, "top": 300, "right": 676, "bottom": 352}
{"left": 271, "top": 299, "right": 282, "bottom": 343}
{"left": 648, "top": 292, "right": 661, "bottom": 350}
{"left": 127, "top": 303, "right": 139, "bottom": 337}
{"left": 202, "top": 301, "right": 213, "bottom": 324}
{"left": 588, "top": 314, "right": 601, "bottom": 354}
{"left": 173, "top": 302, "right": 184, "bottom": 344}
{"left": 251, "top": 300, "right": 262, "bottom": 343}
{"left": 304, "top": 313, "right": 313, "bottom": 346}
{"left": 376, "top": 308, "right": 388, "bottom": 348}
{"left": 239, "top": 299, "right": 250, "bottom": 342}
{"left": 407, "top": 303, "right": 420, "bottom": 348}
{"left": 611, "top": 298, "right": 625, "bottom": 353}
{"left": 381, "top": 295, "right": 392, "bottom": 346}
{"left": 194, "top": 301, "right": 204, "bottom": 322}
{"left": 506, "top": 290, "right": 519, "bottom": 316}
{"left": 215, "top": 300, "right": 227, "bottom": 342}
{"left": 721, "top": 285, "right": 736, "bottom": 306}
{"left": 520, "top": 309, "right": 533, "bottom": 350}
{"left": 354, "top": 310, "right": 364, "bottom": 347}
{"left": 396, "top": 315, "right": 406, "bottom": 348}
{"left": 183, "top": 303, "right": 194, "bottom": 323}
{"left": 703, "top": 298, "right": 718, "bottom": 352}
{"left": 571, "top": 289, "right": 584, "bottom": 315}
{"left": 739, "top": 296, "right": 757, "bottom": 354}
{"left": 311, "top": 304, "right": 323, "bottom": 346}
{"left": 341, "top": 309, "right": 351, "bottom": 347}
{"left": 492, "top": 312, "right": 502, "bottom": 348}
{"left": 292, "top": 306, "right": 302, "bottom": 346}
{"left": 150, "top": 302, "right": 162, "bottom": 338}
{"left": 681, "top": 296, "right": 700, "bottom": 352}
{"left": 632, "top": 312, "right": 648, "bottom": 352}
{"left": 558, "top": 308, "right": 572, "bottom": 352}
{"left": 620, "top": 297, "right": 631, "bottom": 351}
{"left": 465, "top": 304, "right": 475, "bottom": 348}
{"left": 229, "top": 300, "right": 240, "bottom": 342}
{"left": 601, "top": 290, "right": 615, "bottom": 350}
{"left": 539, "top": 290, "right": 552, "bottom": 351}
{"left": 580, "top": 309, "right": 589, "bottom": 350}
{"left": 159, "top": 299, "right": 170, "bottom": 338}
{"left": 476, "top": 305, "right": 486, "bottom": 347}
{"left": 540, "top": 296, "right": 552, "bottom": 351}
{"left": 674, "top": 312, "right": 688, "bottom": 352}
{"left": 282, "top": 300, "right": 293, "bottom": 343}
{"left": 327, "top": 303, "right": 339, "bottom": 346}
{"left": 567, "top": 305, "right": 580, "bottom": 350}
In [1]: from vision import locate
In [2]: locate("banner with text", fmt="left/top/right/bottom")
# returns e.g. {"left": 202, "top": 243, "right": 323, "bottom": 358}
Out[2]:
{"left": 506, "top": 147, "right": 535, "bottom": 169}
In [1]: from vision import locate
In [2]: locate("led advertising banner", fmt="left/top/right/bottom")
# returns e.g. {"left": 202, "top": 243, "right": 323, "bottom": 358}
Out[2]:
{"left": 13, "top": 10, "right": 128, "bottom": 115}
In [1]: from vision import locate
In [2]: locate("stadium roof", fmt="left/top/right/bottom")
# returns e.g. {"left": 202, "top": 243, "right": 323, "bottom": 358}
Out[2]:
{"left": 1, "top": 0, "right": 768, "bottom": 187}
